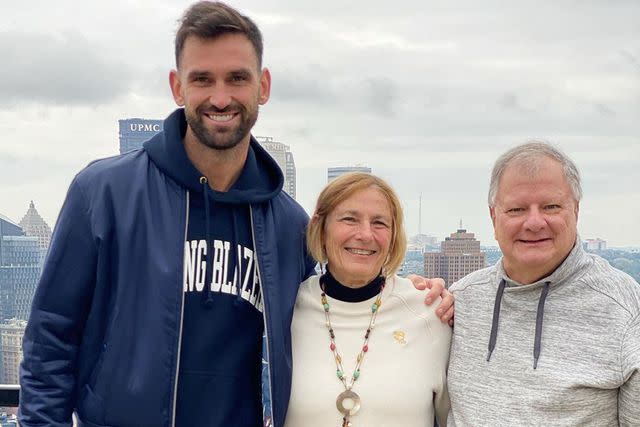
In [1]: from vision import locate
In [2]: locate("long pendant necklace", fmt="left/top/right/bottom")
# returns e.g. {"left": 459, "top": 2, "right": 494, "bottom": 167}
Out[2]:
{"left": 320, "top": 277, "right": 385, "bottom": 427}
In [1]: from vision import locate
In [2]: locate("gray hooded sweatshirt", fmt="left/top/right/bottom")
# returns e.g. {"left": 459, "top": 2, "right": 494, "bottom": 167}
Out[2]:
{"left": 447, "top": 242, "right": 640, "bottom": 426}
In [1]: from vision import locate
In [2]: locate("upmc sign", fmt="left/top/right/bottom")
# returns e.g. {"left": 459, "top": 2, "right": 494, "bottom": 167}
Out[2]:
{"left": 118, "top": 118, "right": 164, "bottom": 154}
{"left": 130, "top": 123, "right": 162, "bottom": 132}
{"left": 118, "top": 119, "right": 164, "bottom": 135}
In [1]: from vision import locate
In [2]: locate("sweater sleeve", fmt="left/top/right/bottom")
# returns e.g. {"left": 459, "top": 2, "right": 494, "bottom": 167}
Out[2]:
{"left": 619, "top": 314, "right": 640, "bottom": 426}
{"left": 19, "top": 176, "right": 98, "bottom": 427}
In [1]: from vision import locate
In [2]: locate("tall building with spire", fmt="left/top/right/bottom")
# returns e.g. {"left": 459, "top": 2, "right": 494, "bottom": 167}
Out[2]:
{"left": 424, "top": 224, "right": 486, "bottom": 287}
{"left": 19, "top": 201, "right": 52, "bottom": 252}
{"left": 256, "top": 136, "right": 297, "bottom": 200}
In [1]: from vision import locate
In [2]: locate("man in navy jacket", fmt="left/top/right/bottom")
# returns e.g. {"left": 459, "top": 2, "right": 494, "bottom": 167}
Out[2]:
{"left": 19, "top": 2, "right": 451, "bottom": 427}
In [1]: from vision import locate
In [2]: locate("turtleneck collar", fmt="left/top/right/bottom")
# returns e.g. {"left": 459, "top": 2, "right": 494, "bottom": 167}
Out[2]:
{"left": 320, "top": 268, "right": 385, "bottom": 303}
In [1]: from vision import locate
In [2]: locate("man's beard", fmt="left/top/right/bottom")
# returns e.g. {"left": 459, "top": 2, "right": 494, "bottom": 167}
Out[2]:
{"left": 185, "top": 101, "right": 258, "bottom": 151}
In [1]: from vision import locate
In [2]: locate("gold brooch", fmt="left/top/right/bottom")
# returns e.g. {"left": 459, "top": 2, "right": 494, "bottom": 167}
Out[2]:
{"left": 393, "top": 330, "right": 407, "bottom": 345}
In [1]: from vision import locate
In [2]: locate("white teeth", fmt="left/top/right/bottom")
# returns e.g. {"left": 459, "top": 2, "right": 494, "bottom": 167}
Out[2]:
{"left": 206, "top": 113, "right": 234, "bottom": 122}
{"left": 347, "top": 248, "right": 375, "bottom": 255}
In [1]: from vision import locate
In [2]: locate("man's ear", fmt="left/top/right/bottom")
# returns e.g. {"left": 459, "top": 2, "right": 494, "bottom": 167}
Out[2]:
{"left": 258, "top": 68, "right": 271, "bottom": 105}
{"left": 169, "top": 70, "right": 184, "bottom": 106}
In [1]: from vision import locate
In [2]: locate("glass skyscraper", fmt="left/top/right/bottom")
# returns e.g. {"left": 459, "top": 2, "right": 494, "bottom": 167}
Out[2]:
{"left": 0, "top": 215, "right": 41, "bottom": 322}
{"left": 118, "top": 118, "right": 163, "bottom": 154}
{"left": 256, "top": 137, "right": 297, "bottom": 200}
{"left": 0, "top": 214, "right": 42, "bottom": 383}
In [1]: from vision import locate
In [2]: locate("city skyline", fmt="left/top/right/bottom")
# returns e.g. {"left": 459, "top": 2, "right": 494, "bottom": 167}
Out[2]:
{"left": 1, "top": 1, "right": 639, "bottom": 246}
{"left": 0, "top": 198, "right": 625, "bottom": 250}
{"left": 0, "top": 164, "right": 636, "bottom": 249}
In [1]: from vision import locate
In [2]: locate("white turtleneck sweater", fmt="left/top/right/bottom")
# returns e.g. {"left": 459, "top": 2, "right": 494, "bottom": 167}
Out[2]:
{"left": 285, "top": 275, "right": 451, "bottom": 427}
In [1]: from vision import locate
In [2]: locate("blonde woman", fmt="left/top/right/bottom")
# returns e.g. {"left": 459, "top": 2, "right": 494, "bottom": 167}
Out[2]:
{"left": 286, "top": 173, "right": 451, "bottom": 427}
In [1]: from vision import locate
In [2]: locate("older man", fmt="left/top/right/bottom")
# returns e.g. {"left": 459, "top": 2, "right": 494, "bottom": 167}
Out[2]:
{"left": 447, "top": 141, "right": 640, "bottom": 426}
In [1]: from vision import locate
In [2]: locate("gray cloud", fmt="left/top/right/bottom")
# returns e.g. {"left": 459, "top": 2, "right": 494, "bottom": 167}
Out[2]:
{"left": 594, "top": 103, "right": 615, "bottom": 116}
{"left": 269, "top": 65, "right": 335, "bottom": 104}
{"left": 0, "top": 31, "right": 135, "bottom": 107}
{"left": 363, "top": 78, "right": 396, "bottom": 117}
{"left": 0, "top": 152, "right": 78, "bottom": 185}
{"left": 620, "top": 50, "right": 640, "bottom": 74}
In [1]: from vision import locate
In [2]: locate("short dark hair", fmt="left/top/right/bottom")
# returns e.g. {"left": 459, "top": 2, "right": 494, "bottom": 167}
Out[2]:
{"left": 175, "top": 1, "right": 264, "bottom": 68}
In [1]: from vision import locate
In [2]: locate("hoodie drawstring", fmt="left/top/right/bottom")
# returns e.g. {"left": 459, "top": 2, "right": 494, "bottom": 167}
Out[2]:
{"left": 487, "top": 279, "right": 506, "bottom": 363}
{"left": 487, "top": 279, "right": 551, "bottom": 369}
{"left": 231, "top": 211, "right": 242, "bottom": 304}
{"left": 201, "top": 177, "right": 215, "bottom": 309}
{"left": 533, "top": 281, "right": 550, "bottom": 369}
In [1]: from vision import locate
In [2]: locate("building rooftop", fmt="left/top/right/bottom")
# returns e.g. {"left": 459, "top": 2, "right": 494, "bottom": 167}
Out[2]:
{"left": 18, "top": 201, "right": 52, "bottom": 251}
{"left": 0, "top": 214, "right": 18, "bottom": 228}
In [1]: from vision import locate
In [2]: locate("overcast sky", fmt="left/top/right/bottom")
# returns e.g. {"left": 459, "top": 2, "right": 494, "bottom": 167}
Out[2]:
{"left": 1, "top": 0, "right": 639, "bottom": 247}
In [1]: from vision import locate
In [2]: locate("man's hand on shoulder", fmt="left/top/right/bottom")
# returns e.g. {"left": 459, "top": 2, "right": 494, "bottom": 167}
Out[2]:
{"left": 407, "top": 274, "right": 454, "bottom": 326}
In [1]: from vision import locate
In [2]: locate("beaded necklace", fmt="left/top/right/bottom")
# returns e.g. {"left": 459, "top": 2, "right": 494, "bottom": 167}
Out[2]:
{"left": 320, "top": 275, "right": 385, "bottom": 427}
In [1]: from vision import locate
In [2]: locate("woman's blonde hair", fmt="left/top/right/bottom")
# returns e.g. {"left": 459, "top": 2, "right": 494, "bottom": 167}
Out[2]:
{"left": 306, "top": 172, "right": 407, "bottom": 277}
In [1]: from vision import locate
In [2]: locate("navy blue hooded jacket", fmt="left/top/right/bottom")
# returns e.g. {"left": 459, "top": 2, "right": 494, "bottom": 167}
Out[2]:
{"left": 19, "top": 109, "right": 316, "bottom": 427}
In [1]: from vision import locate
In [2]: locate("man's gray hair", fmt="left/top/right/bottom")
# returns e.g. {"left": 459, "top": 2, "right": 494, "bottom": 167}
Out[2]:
{"left": 488, "top": 140, "right": 582, "bottom": 207}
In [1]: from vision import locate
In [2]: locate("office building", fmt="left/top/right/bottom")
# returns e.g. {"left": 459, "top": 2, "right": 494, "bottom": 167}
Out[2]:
{"left": 0, "top": 413, "right": 18, "bottom": 426}
{"left": 0, "top": 319, "right": 26, "bottom": 385}
{"left": 19, "top": 201, "right": 52, "bottom": 253}
{"left": 0, "top": 216, "right": 41, "bottom": 384}
{"left": 256, "top": 136, "right": 296, "bottom": 199}
{"left": 0, "top": 215, "right": 41, "bottom": 322}
{"left": 584, "top": 238, "right": 607, "bottom": 251}
{"left": 424, "top": 226, "right": 486, "bottom": 287}
{"left": 327, "top": 166, "right": 371, "bottom": 183}
{"left": 118, "top": 118, "right": 163, "bottom": 154}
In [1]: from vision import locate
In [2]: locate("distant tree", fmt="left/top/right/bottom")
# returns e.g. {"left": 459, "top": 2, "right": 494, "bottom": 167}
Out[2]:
{"left": 591, "top": 250, "right": 640, "bottom": 284}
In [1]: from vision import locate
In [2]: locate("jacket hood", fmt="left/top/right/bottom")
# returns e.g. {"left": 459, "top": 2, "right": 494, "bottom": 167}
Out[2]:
{"left": 143, "top": 108, "right": 283, "bottom": 204}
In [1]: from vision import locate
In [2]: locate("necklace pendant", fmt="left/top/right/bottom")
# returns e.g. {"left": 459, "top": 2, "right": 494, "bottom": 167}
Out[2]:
{"left": 336, "top": 390, "right": 361, "bottom": 416}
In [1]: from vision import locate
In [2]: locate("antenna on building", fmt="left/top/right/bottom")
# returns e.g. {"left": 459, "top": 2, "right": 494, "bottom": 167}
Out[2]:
{"left": 459, "top": 218, "right": 463, "bottom": 231}
{"left": 418, "top": 193, "right": 422, "bottom": 235}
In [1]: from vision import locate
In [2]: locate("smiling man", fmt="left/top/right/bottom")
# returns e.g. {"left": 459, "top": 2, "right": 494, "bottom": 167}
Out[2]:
{"left": 447, "top": 141, "right": 640, "bottom": 426}
{"left": 19, "top": 3, "right": 313, "bottom": 426}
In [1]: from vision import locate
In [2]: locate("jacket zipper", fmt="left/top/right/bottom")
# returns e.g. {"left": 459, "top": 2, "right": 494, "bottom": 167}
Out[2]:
{"left": 171, "top": 191, "right": 189, "bottom": 427}
{"left": 250, "top": 207, "right": 275, "bottom": 426}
